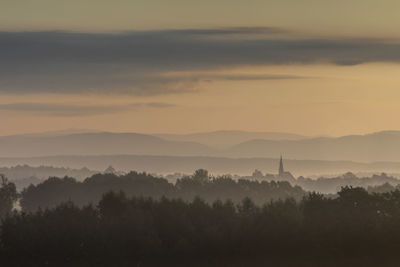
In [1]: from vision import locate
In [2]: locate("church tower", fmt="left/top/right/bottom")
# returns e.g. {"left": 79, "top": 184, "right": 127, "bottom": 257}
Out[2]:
{"left": 279, "top": 155, "right": 284, "bottom": 176}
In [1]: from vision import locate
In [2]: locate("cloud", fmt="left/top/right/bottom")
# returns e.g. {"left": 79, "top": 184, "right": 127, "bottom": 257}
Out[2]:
{"left": 0, "top": 69, "right": 304, "bottom": 96}
{"left": 190, "top": 73, "right": 303, "bottom": 81}
{"left": 0, "top": 102, "right": 176, "bottom": 116}
{"left": 156, "top": 27, "right": 289, "bottom": 37}
{"left": 0, "top": 29, "right": 399, "bottom": 95}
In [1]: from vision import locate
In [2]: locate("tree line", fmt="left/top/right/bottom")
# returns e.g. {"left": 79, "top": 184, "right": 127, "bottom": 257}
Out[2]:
{"left": 20, "top": 169, "right": 305, "bottom": 212}
{"left": 2, "top": 187, "right": 400, "bottom": 265}
{"left": 3, "top": 170, "right": 400, "bottom": 265}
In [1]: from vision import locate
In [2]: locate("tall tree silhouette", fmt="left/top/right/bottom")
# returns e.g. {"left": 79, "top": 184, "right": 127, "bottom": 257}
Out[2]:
{"left": 0, "top": 175, "right": 18, "bottom": 220}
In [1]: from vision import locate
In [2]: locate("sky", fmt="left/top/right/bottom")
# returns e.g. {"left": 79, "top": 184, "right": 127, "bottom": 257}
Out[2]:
{"left": 1, "top": 0, "right": 400, "bottom": 136}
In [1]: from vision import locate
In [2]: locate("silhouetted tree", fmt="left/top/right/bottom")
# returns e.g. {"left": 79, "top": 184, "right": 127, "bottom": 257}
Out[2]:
{"left": 0, "top": 175, "right": 18, "bottom": 220}
{"left": 193, "top": 169, "right": 209, "bottom": 184}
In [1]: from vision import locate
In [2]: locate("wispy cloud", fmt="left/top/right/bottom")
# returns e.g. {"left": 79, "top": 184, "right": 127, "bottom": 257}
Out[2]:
{"left": 0, "top": 102, "right": 176, "bottom": 116}
{"left": 0, "top": 28, "right": 399, "bottom": 95}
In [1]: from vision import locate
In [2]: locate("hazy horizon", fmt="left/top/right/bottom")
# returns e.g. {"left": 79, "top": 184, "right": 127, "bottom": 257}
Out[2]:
{"left": 4, "top": 127, "right": 400, "bottom": 139}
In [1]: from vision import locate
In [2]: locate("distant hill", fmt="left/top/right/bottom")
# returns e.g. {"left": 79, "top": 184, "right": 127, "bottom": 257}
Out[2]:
{"left": 226, "top": 131, "right": 400, "bottom": 162}
{"left": 0, "top": 165, "right": 97, "bottom": 190}
{"left": 155, "top": 130, "right": 306, "bottom": 148}
{"left": 12, "top": 128, "right": 99, "bottom": 137}
{"left": 4, "top": 130, "right": 400, "bottom": 163}
{"left": 0, "top": 132, "right": 213, "bottom": 157}
{"left": 296, "top": 172, "right": 400, "bottom": 194}
{"left": 2, "top": 154, "right": 400, "bottom": 177}
{"left": 0, "top": 165, "right": 95, "bottom": 180}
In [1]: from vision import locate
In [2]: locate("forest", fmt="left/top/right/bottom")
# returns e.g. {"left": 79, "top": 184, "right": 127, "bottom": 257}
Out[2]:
{"left": 2, "top": 172, "right": 400, "bottom": 265}
{"left": 20, "top": 170, "right": 305, "bottom": 212}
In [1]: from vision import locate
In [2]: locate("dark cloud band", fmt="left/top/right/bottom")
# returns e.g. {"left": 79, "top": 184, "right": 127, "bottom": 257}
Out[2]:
{"left": 0, "top": 28, "right": 399, "bottom": 95}
{"left": 0, "top": 102, "right": 176, "bottom": 116}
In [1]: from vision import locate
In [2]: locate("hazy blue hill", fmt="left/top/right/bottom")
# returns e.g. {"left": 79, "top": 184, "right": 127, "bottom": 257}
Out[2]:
{"left": 0, "top": 132, "right": 214, "bottom": 157}
{"left": 155, "top": 130, "right": 306, "bottom": 148}
{"left": 4, "top": 130, "right": 400, "bottom": 162}
{"left": 227, "top": 131, "right": 400, "bottom": 162}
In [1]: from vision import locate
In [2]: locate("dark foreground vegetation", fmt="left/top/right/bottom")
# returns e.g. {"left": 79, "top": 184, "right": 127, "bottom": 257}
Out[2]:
{"left": 2, "top": 184, "right": 400, "bottom": 265}
{"left": 2, "top": 171, "right": 400, "bottom": 265}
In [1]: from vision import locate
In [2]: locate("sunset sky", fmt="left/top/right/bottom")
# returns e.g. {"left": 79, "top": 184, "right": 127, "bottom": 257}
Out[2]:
{"left": 1, "top": 0, "right": 400, "bottom": 136}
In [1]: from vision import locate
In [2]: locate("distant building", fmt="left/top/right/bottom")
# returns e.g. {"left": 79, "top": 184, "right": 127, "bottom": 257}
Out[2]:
{"left": 252, "top": 169, "right": 264, "bottom": 178}
{"left": 279, "top": 156, "right": 284, "bottom": 176}
{"left": 254, "top": 156, "right": 295, "bottom": 182}
{"left": 277, "top": 156, "right": 295, "bottom": 181}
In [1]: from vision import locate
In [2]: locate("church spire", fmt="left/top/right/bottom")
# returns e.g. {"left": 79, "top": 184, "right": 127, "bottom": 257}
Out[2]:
{"left": 279, "top": 155, "right": 284, "bottom": 176}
